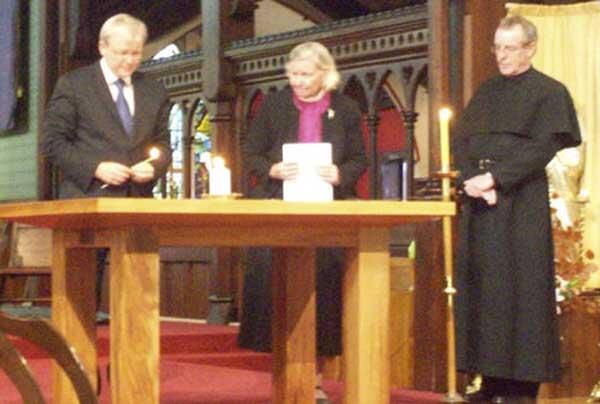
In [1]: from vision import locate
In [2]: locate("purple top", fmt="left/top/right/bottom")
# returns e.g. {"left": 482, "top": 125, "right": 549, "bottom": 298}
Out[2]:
{"left": 293, "top": 91, "right": 331, "bottom": 143}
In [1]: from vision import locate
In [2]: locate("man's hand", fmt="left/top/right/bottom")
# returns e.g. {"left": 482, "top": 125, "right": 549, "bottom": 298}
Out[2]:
{"left": 463, "top": 172, "right": 495, "bottom": 198}
{"left": 95, "top": 162, "right": 132, "bottom": 186}
{"left": 130, "top": 161, "right": 155, "bottom": 183}
{"left": 269, "top": 162, "right": 299, "bottom": 181}
{"left": 482, "top": 189, "right": 498, "bottom": 206}
{"left": 464, "top": 172, "right": 497, "bottom": 205}
{"left": 317, "top": 164, "right": 340, "bottom": 186}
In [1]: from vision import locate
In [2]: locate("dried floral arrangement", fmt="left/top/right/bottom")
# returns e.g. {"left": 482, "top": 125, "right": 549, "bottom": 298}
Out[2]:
{"left": 551, "top": 196, "right": 599, "bottom": 314}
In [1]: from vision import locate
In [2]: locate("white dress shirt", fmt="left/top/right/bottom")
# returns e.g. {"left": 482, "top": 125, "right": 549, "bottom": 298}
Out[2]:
{"left": 100, "top": 58, "right": 135, "bottom": 116}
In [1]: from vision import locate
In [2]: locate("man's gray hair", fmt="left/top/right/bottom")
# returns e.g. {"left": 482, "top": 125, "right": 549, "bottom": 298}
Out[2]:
{"left": 99, "top": 13, "right": 148, "bottom": 45}
{"left": 499, "top": 15, "right": 537, "bottom": 44}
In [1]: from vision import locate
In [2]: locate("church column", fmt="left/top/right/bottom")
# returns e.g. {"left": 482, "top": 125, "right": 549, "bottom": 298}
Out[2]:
{"left": 412, "top": 1, "right": 452, "bottom": 393}
{"left": 366, "top": 112, "right": 380, "bottom": 199}
{"left": 464, "top": 0, "right": 507, "bottom": 98}
{"left": 179, "top": 100, "right": 192, "bottom": 198}
{"left": 428, "top": 0, "right": 451, "bottom": 174}
{"left": 201, "top": 0, "right": 254, "bottom": 316}
{"left": 402, "top": 110, "right": 418, "bottom": 199}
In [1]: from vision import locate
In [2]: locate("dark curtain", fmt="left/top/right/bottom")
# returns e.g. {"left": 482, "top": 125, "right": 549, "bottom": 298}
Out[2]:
{"left": 0, "top": 0, "right": 19, "bottom": 130}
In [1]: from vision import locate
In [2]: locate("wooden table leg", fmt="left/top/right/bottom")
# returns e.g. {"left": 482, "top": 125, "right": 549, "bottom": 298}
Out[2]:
{"left": 109, "top": 228, "right": 160, "bottom": 404}
{"left": 52, "top": 229, "right": 98, "bottom": 402}
{"left": 272, "top": 247, "right": 316, "bottom": 404}
{"left": 343, "top": 227, "right": 390, "bottom": 404}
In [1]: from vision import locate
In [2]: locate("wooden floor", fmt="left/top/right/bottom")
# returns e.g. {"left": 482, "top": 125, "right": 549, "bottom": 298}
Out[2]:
{"left": 539, "top": 398, "right": 592, "bottom": 403}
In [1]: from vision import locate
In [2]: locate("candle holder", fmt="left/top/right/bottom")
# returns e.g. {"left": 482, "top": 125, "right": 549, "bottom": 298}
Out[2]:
{"left": 201, "top": 193, "right": 242, "bottom": 200}
{"left": 433, "top": 170, "right": 459, "bottom": 180}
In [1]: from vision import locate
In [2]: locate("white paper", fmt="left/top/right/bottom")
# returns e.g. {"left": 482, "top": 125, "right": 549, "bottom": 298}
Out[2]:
{"left": 282, "top": 142, "right": 333, "bottom": 202}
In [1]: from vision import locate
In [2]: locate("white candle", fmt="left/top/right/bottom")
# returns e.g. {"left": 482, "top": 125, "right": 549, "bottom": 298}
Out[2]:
{"left": 209, "top": 156, "right": 231, "bottom": 195}
{"left": 439, "top": 108, "right": 453, "bottom": 172}
{"left": 401, "top": 160, "right": 408, "bottom": 200}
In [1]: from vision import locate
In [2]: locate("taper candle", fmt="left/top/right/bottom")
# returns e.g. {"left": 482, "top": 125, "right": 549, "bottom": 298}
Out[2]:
{"left": 140, "top": 147, "right": 161, "bottom": 164}
{"left": 439, "top": 108, "right": 453, "bottom": 172}
{"left": 100, "top": 146, "right": 161, "bottom": 189}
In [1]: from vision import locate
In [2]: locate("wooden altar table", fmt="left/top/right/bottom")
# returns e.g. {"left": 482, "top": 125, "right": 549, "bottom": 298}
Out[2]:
{"left": 0, "top": 198, "right": 454, "bottom": 404}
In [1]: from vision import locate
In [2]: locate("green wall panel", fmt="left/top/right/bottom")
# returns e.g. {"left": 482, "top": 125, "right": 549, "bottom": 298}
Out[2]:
{"left": 0, "top": 1, "right": 40, "bottom": 202}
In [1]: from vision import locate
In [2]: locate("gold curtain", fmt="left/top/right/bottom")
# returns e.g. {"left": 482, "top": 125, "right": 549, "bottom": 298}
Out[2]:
{"left": 506, "top": 2, "right": 600, "bottom": 285}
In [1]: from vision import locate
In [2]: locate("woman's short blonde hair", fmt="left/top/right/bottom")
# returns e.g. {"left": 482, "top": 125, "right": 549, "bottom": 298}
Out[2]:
{"left": 99, "top": 13, "right": 148, "bottom": 45}
{"left": 286, "top": 41, "right": 341, "bottom": 91}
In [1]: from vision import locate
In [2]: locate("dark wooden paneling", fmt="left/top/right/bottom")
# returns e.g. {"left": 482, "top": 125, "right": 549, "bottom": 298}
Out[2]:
{"left": 160, "top": 261, "right": 210, "bottom": 319}
{"left": 413, "top": 218, "right": 447, "bottom": 392}
{"left": 464, "top": 0, "right": 506, "bottom": 102}
{"left": 540, "top": 296, "right": 600, "bottom": 398}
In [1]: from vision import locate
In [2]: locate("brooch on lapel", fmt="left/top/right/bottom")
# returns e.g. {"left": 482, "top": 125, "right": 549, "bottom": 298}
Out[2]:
{"left": 327, "top": 109, "right": 335, "bottom": 119}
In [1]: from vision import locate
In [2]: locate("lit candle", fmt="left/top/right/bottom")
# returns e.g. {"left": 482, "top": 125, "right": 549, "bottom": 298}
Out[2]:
{"left": 439, "top": 108, "right": 453, "bottom": 172}
{"left": 209, "top": 156, "right": 231, "bottom": 196}
{"left": 140, "top": 147, "right": 161, "bottom": 164}
{"left": 101, "top": 147, "right": 161, "bottom": 189}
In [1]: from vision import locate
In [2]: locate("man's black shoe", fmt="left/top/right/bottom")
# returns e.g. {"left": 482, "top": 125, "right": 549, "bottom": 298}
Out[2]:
{"left": 491, "top": 396, "right": 536, "bottom": 404}
{"left": 464, "top": 389, "right": 494, "bottom": 402}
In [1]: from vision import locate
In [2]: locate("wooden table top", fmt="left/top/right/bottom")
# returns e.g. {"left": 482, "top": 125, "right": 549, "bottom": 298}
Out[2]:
{"left": 0, "top": 198, "right": 455, "bottom": 229}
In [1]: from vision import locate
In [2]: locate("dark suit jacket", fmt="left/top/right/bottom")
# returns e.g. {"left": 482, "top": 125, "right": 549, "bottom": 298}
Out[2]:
{"left": 42, "top": 62, "right": 172, "bottom": 198}
{"left": 242, "top": 88, "right": 367, "bottom": 200}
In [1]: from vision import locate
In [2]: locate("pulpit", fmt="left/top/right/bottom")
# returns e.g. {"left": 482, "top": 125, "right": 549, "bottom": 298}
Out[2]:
{"left": 0, "top": 198, "right": 454, "bottom": 403}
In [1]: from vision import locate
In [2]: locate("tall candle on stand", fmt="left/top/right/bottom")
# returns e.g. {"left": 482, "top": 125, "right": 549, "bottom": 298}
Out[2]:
{"left": 439, "top": 108, "right": 452, "bottom": 172}
{"left": 209, "top": 156, "right": 231, "bottom": 195}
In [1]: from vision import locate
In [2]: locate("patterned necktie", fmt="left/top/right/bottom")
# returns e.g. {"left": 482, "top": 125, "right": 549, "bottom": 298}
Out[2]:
{"left": 114, "top": 79, "right": 133, "bottom": 135}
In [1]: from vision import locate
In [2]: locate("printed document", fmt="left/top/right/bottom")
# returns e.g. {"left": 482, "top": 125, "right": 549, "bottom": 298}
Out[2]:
{"left": 282, "top": 142, "right": 333, "bottom": 202}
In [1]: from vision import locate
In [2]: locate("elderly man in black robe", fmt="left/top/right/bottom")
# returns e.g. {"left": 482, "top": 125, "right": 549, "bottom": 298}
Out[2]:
{"left": 453, "top": 15, "right": 581, "bottom": 403}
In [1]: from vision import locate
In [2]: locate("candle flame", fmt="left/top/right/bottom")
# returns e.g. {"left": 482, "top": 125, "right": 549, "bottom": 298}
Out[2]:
{"left": 439, "top": 108, "right": 453, "bottom": 121}
{"left": 149, "top": 147, "right": 160, "bottom": 160}
{"left": 212, "top": 156, "right": 226, "bottom": 169}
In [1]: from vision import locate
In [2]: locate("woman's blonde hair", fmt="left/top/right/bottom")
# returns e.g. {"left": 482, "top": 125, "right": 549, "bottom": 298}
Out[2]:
{"left": 286, "top": 41, "right": 341, "bottom": 91}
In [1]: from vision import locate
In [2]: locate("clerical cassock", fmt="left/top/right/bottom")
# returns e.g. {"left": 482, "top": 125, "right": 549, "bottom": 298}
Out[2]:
{"left": 453, "top": 67, "right": 581, "bottom": 382}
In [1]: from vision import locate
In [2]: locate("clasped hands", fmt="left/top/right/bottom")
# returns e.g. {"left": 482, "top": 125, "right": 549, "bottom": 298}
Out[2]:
{"left": 463, "top": 172, "right": 497, "bottom": 206}
{"left": 269, "top": 161, "right": 340, "bottom": 186}
{"left": 95, "top": 160, "right": 155, "bottom": 187}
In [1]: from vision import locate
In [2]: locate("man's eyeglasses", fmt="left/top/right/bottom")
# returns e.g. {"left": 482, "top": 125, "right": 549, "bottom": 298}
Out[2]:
{"left": 490, "top": 43, "right": 531, "bottom": 54}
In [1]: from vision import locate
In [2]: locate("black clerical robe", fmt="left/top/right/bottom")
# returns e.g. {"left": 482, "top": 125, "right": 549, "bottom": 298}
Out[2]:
{"left": 453, "top": 68, "right": 581, "bottom": 382}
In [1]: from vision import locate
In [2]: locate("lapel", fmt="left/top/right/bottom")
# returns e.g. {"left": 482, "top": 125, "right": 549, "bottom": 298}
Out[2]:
{"left": 281, "top": 89, "right": 300, "bottom": 144}
{"left": 321, "top": 91, "right": 336, "bottom": 144}
{"left": 131, "top": 73, "right": 148, "bottom": 145}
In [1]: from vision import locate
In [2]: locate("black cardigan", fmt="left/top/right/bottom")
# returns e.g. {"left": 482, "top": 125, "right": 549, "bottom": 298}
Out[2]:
{"left": 242, "top": 88, "right": 367, "bottom": 199}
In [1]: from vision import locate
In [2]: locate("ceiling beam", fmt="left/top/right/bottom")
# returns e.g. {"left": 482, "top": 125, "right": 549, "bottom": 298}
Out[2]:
{"left": 274, "top": 0, "right": 333, "bottom": 23}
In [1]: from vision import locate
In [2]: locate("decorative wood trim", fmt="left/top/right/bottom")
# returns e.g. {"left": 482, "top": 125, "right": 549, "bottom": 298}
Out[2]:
{"left": 141, "top": 6, "right": 428, "bottom": 102}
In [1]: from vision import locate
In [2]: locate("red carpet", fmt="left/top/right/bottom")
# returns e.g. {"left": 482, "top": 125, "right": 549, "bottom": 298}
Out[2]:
{"left": 0, "top": 321, "right": 443, "bottom": 403}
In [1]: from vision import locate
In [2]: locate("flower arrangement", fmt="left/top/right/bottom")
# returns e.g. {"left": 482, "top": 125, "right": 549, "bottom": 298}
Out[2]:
{"left": 551, "top": 196, "right": 598, "bottom": 314}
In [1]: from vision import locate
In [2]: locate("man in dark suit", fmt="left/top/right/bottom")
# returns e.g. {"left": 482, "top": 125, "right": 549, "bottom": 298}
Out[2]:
{"left": 42, "top": 13, "right": 172, "bottom": 316}
{"left": 42, "top": 13, "right": 171, "bottom": 198}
